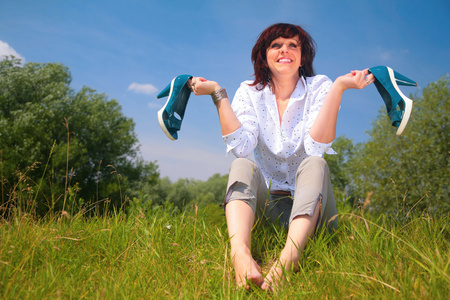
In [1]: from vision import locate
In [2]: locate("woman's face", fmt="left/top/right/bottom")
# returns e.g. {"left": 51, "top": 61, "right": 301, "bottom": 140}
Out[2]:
{"left": 266, "top": 36, "right": 302, "bottom": 80}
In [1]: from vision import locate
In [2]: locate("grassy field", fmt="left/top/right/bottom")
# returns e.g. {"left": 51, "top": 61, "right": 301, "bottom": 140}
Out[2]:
{"left": 0, "top": 203, "right": 449, "bottom": 299}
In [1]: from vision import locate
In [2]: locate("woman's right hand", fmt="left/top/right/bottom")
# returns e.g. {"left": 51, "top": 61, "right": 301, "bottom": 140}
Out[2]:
{"left": 189, "top": 77, "right": 222, "bottom": 96}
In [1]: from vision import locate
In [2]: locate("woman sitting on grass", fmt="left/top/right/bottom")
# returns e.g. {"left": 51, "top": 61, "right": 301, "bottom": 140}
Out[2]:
{"left": 190, "top": 23, "right": 374, "bottom": 291}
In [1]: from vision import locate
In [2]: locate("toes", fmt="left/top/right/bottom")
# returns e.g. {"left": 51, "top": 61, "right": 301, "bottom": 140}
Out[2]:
{"left": 261, "top": 281, "right": 274, "bottom": 292}
{"left": 245, "top": 272, "right": 263, "bottom": 288}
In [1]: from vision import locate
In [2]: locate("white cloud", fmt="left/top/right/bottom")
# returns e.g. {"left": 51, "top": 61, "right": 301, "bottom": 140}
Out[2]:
{"left": 379, "top": 50, "right": 391, "bottom": 62}
{"left": 374, "top": 46, "right": 410, "bottom": 63}
{"left": 127, "top": 82, "right": 158, "bottom": 95}
{"left": 0, "top": 40, "right": 25, "bottom": 62}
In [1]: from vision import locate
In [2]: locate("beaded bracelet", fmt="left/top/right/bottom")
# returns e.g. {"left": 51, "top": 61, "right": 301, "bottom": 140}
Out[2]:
{"left": 211, "top": 88, "right": 228, "bottom": 104}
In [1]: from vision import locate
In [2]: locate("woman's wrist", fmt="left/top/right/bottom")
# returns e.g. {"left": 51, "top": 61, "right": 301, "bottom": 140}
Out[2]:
{"left": 333, "top": 76, "right": 347, "bottom": 93}
{"left": 211, "top": 88, "right": 228, "bottom": 104}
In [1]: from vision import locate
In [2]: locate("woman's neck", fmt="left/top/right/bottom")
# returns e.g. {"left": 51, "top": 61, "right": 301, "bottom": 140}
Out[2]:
{"left": 271, "top": 74, "right": 299, "bottom": 100}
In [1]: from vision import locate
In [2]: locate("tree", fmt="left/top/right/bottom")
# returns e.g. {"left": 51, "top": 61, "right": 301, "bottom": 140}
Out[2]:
{"left": 324, "top": 135, "right": 355, "bottom": 203}
{"left": 136, "top": 172, "right": 229, "bottom": 212}
{"left": 347, "top": 76, "right": 449, "bottom": 215}
{"left": 0, "top": 57, "right": 159, "bottom": 215}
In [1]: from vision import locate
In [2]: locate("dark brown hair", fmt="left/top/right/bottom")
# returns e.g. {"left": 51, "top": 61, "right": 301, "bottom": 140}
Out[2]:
{"left": 250, "top": 23, "right": 316, "bottom": 89}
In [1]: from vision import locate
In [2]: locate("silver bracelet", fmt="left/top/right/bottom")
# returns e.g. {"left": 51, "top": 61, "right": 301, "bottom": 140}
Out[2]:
{"left": 211, "top": 88, "right": 228, "bottom": 104}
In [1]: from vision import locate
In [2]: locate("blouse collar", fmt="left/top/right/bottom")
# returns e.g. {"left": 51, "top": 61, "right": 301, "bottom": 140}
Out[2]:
{"left": 264, "top": 76, "right": 308, "bottom": 101}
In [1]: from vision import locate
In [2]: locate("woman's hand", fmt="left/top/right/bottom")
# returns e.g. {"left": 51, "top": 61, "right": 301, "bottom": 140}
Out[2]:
{"left": 335, "top": 69, "right": 375, "bottom": 91}
{"left": 189, "top": 77, "right": 221, "bottom": 96}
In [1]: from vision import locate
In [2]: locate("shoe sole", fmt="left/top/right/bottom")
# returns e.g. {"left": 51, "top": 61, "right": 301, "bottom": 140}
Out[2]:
{"left": 387, "top": 67, "right": 413, "bottom": 135}
{"left": 157, "top": 77, "right": 177, "bottom": 141}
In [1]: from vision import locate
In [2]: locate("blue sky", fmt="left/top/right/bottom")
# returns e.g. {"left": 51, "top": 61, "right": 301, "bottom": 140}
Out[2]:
{"left": 1, "top": 0, "right": 449, "bottom": 181}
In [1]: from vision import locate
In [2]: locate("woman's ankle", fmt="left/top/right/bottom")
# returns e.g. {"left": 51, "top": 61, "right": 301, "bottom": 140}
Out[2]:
{"left": 230, "top": 244, "right": 252, "bottom": 260}
{"left": 279, "top": 247, "right": 300, "bottom": 271}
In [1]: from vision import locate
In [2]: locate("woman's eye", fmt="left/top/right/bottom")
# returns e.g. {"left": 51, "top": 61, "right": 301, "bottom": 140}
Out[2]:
{"left": 289, "top": 43, "right": 298, "bottom": 48}
{"left": 271, "top": 43, "right": 281, "bottom": 48}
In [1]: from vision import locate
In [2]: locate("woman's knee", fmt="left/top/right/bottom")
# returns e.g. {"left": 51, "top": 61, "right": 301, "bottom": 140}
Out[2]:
{"left": 230, "top": 157, "right": 254, "bottom": 172}
{"left": 300, "top": 156, "right": 327, "bottom": 169}
{"left": 226, "top": 158, "right": 258, "bottom": 212}
{"left": 226, "top": 158, "right": 267, "bottom": 211}
{"left": 296, "top": 156, "right": 329, "bottom": 178}
{"left": 230, "top": 157, "right": 264, "bottom": 185}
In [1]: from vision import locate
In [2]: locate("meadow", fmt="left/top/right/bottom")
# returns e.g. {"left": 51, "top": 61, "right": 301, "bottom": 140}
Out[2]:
{"left": 1, "top": 53, "right": 448, "bottom": 299}
{"left": 1, "top": 201, "right": 448, "bottom": 299}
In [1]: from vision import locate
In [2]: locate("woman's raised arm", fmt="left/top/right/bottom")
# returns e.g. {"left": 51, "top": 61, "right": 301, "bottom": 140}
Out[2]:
{"left": 190, "top": 76, "right": 241, "bottom": 136}
{"left": 309, "top": 69, "right": 374, "bottom": 143}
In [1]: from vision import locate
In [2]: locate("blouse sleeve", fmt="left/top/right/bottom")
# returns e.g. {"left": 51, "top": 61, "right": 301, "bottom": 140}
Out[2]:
{"left": 222, "top": 83, "right": 259, "bottom": 157}
{"left": 303, "top": 75, "right": 337, "bottom": 156}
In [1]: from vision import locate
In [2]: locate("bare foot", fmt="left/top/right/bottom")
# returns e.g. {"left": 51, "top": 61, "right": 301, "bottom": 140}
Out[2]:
{"left": 231, "top": 249, "right": 263, "bottom": 289}
{"left": 261, "top": 250, "right": 299, "bottom": 292}
{"left": 261, "top": 261, "right": 285, "bottom": 292}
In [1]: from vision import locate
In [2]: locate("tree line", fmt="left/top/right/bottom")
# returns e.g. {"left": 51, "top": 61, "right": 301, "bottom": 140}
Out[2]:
{"left": 0, "top": 57, "right": 448, "bottom": 217}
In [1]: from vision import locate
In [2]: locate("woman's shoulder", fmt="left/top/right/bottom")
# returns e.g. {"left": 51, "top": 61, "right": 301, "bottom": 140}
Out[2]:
{"left": 239, "top": 80, "right": 264, "bottom": 91}
{"left": 231, "top": 80, "right": 264, "bottom": 107}
{"left": 234, "top": 80, "right": 266, "bottom": 99}
{"left": 305, "top": 74, "right": 332, "bottom": 87}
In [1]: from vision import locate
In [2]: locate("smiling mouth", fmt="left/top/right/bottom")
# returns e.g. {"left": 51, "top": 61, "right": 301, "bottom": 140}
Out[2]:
{"left": 277, "top": 58, "right": 293, "bottom": 63}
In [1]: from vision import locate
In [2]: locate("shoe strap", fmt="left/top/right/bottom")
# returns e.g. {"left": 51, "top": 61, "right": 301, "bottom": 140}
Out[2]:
{"left": 388, "top": 110, "right": 403, "bottom": 127}
{"left": 164, "top": 117, "right": 181, "bottom": 131}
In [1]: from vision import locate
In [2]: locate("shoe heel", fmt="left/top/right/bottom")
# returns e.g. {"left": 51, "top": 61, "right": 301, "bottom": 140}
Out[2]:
{"left": 393, "top": 70, "right": 417, "bottom": 87}
{"left": 157, "top": 83, "right": 171, "bottom": 99}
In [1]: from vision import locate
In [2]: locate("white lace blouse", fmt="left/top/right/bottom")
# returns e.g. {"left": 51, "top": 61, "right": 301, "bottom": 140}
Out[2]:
{"left": 223, "top": 75, "right": 336, "bottom": 193}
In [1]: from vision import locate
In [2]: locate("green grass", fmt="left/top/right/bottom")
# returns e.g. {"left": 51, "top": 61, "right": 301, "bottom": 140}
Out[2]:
{"left": 0, "top": 204, "right": 449, "bottom": 299}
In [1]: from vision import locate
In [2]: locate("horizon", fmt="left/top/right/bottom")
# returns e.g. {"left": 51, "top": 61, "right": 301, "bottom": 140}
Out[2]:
{"left": 1, "top": 0, "right": 449, "bottom": 181}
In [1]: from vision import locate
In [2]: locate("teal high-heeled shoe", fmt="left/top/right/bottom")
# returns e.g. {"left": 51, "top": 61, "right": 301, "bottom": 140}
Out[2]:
{"left": 157, "top": 74, "right": 193, "bottom": 140}
{"left": 369, "top": 66, "right": 417, "bottom": 135}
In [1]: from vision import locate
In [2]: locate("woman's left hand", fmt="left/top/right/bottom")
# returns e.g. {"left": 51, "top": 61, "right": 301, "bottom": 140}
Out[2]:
{"left": 335, "top": 69, "right": 375, "bottom": 91}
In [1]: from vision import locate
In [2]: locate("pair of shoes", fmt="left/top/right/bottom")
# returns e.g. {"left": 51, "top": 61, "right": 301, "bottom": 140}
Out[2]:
{"left": 157, "top": 74, "right": 193, "bottom": 140}
{"left": 369, "top": 66, "right": 417, "bottom": 135}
